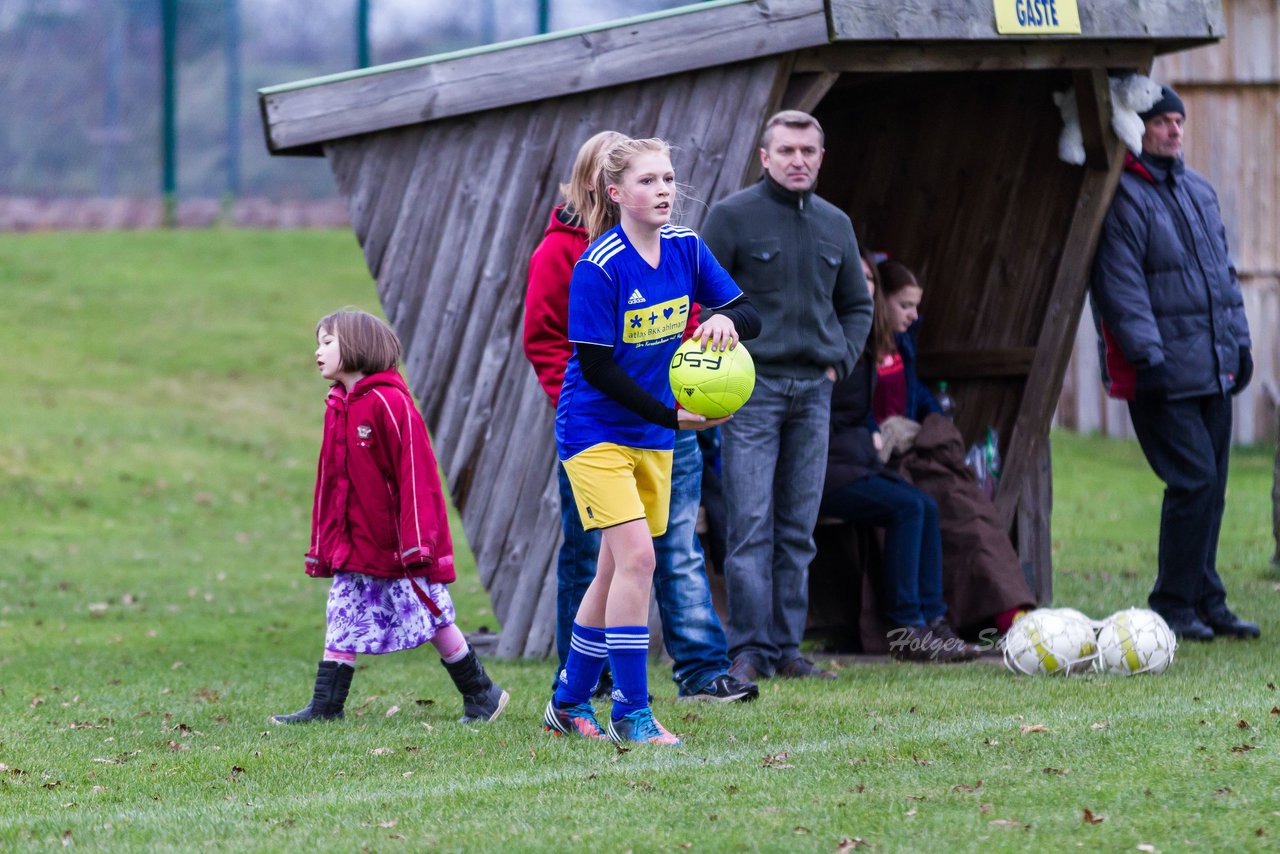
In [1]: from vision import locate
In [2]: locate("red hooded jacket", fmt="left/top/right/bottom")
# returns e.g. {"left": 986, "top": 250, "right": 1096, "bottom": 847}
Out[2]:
{"left": 523, "top": 206, "right": 701, "bottom": 404}
{"left": 305, "top": 369, "right": 456, "bottom": 584}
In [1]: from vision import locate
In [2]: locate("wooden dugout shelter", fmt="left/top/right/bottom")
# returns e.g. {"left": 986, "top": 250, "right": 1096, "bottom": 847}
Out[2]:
{"left": 260, "top": 0, "right": 1224, "bottom": 657}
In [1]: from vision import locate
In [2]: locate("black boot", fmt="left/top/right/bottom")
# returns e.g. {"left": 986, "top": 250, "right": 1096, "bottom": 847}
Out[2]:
{"left": 269, "top": 660, "right": 354, "bottom": 724}
{"left": 441, "top": 647, "right": 509, "bottom": 723}
{"left": 1201, "top": 606, "right": 1260, "bottom": 639}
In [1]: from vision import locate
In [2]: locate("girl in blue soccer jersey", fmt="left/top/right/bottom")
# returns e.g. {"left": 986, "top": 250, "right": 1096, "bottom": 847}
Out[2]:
{"left": 542, "top": 137, "right": 761, "bottom": 746}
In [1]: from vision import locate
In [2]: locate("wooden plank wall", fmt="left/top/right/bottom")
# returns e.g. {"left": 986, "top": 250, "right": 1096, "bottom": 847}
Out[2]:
{"left": 324, "top": 58, "right": 785, "bottom": 658}
{"left": 1055, "top": 0, "right": 1280, "bottom": 444}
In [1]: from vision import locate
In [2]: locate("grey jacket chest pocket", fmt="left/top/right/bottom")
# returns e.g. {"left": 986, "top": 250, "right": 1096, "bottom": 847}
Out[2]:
{"left": 817, "top": 240, "right": 842, "bottom": 268}
{"left": 748, "top": 238, "right": 781, "bottom": 263}
{"left": 744, "top": 237, "right": 784, "bottom": 291}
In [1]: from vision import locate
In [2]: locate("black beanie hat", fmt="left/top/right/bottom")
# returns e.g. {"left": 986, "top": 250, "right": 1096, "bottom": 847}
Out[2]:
{"left": 1139, "top": 85, "right": 1186, "bottom": 121}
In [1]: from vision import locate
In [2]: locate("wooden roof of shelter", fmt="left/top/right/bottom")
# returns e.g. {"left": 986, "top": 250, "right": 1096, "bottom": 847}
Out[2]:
{"left": 261, "top": 0, "right": 1223, "bottom": 657}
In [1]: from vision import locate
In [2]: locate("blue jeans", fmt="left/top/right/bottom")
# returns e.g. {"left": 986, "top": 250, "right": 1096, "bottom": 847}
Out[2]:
{"left": 820, "top": 474, "right": 945, "bottom": 627}
{"left": 555, "top": 430, "right": 731, "bottom": 695}
{"left": 721, "top": 373, "right": 832, "bottom": 675}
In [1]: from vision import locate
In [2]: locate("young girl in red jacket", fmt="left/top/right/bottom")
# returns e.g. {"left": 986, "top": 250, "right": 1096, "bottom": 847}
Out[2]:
{"left": 271, "top": 309, "right": 508, "bottom": 725}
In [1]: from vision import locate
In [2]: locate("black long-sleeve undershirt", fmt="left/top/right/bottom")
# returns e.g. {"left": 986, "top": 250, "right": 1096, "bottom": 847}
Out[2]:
{"left": 576, "top": 295, "right": 761, "bottom": 429}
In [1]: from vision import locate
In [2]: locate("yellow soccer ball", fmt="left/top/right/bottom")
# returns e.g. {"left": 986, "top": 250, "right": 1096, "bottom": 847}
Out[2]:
{"left": 668, "top": 338, "right": 756, "bottom": 418}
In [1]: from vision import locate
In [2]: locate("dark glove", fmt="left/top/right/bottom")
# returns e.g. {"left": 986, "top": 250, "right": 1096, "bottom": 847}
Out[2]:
{"left": 1231, "top": 346, "right": 1253, "bottom": 396}
{"left": 1134, "top": 362, "right": 1168, "bottom": 403}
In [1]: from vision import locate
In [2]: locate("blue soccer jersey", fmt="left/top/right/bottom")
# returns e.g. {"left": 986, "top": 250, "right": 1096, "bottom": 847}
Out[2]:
{"left": 556, "top": 224, "right": 743, "bottom": 458}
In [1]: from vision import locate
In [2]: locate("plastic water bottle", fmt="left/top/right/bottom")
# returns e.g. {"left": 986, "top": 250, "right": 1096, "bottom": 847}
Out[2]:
{"left": 937, "top": 381, "right": 956, "bottom": 420}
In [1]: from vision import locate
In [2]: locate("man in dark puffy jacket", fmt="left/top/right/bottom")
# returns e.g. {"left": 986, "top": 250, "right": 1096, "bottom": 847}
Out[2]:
{"left": 1090, "top": 85, "right": 1258, "bottom": 641}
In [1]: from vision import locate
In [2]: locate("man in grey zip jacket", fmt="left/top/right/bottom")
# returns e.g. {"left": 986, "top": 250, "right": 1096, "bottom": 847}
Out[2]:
{"left": 1090, "top": 85, "right": 1258, "bottom": 641}
{"left": 702, "top": 110, "right": 873, "bottom": 680}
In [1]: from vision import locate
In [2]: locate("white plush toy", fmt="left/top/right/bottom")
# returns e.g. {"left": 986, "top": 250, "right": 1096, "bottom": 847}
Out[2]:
{"left": 1053, "top": 87, "right": 1085, "bottom": 165}
{"left": 1054, "top": 74, "right": 1165, "bottom": 165}
{"left": 1109, "top": 73, "right": 1163, "bottom": 154}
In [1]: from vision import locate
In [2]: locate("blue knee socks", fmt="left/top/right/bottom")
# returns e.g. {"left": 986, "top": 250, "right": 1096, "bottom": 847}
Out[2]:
{"left": 606, "top": 626, "right": 649, "bottom": 720}
{"left": 553, "top": 623, "right": 607, "bottom": 707}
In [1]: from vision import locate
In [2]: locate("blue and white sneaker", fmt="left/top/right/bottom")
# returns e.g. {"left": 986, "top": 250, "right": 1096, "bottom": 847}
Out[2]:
{"left": 543, "top": 698, "right": 608, "bottom": 741}
{"left": 607, "top": 708, "right": 682, "bottom": 746}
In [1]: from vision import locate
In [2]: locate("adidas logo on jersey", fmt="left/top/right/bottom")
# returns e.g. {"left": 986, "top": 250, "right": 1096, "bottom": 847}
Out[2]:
{"left": 627, "top": 289, "right": 646, "bottom": 305}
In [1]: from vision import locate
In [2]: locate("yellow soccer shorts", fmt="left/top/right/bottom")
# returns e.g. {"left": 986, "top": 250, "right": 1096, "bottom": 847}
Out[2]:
{"left": 561, "top": 443, "right": 673, "bottom": 537}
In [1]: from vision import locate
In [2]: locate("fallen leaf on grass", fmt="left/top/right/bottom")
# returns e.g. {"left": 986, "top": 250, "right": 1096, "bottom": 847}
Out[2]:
{"left": 1137, "top": 845, "right": 1159, "bottom": 853}
{"left": 989, "top": 819, "right": 1024, "bottom": 828}
{"left": 762, "top": 752, "right": 794, "bottom": 769}
{"left": 1230, "top": 744, "right": 1257, "bottom": 753}
{"left": 1019, "top": 724, "right": 1049, "bottom": 734}
{"left": 1215, "top": 787, "right": 1232, "bottom": 796}
{"left": 904, "top": 809, "right": 917, "bottom": 818}
{"left": 414, "top": 698, "right": 434, "bottom": 706}
{"left": 1236, "top": 719, "right": 1249, "bottom": 729}
{"left": 1090, "top": 721, "right": 1109, "bottom": 730}
{"left": 1043, "top": 767, "right": 1069, "bottom": 776}
{"left": 370, "top": 747, "right": 395, "bottom": 756}
{"left": 385, "top": 705, "right": 400, "bottom": 718}
{"left": 793, "top": 826, "right": 811, "bottom": 834}
{"left": 1082, "top": 808, "right": 1105, "bottom": 825}
{"left": 952, "top": 781, "right": 983, "bottom": 793}
{"left": 1271, "top": 706, "right": 1280, "bottom": 716}
{"left": 836, "top": 838, "right": 867, "bottom": 852}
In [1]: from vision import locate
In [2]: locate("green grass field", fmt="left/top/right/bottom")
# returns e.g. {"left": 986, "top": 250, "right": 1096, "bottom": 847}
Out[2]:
{"left": 2, "top": 230, "right": 1277, "bottom": 852}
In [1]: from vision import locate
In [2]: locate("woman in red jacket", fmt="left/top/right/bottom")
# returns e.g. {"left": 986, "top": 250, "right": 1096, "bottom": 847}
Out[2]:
{"left": 271, "top": 309, "right": 508, "bottom": 725}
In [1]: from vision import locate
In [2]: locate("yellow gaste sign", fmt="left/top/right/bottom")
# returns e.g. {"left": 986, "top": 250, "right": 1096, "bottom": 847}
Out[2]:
{"left": 993, "top": 0, "right": 1082, "bottom": 34}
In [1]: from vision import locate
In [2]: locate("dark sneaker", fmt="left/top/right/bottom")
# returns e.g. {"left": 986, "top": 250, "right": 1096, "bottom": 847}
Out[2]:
{"left": 1201, "top": 607, "right": 1260, "bottom": 639}
{"left": 607, "top": 708, "right": 682, "bottom": 746}
{"left": 461, "top": 683, "right": 510, "bottom": 723}
{"left": 888, "top": 624, "right": 975, "bottom": 663}
{"left": 778, "top": 657, "right": 837, "bottom": 680}
{"left": 678, "top": 673, "right": 759, "bottom": 703}
{"left": 1161, "top": 610, "right": 1215, "bottom": 642}
{"left": 543, "top": 698, "right": 608, "bottom": 740}
{"left": 926, "top": 617, "right": 981, "bottom": 660}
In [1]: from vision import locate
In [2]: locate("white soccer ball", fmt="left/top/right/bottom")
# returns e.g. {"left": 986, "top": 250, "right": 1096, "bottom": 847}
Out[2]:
{"left": 1094, "top": 608, "right": 1177, "bottom": 675}
{"left": 1002, "top": 609, "right": 1098, "bottom": 676}
{"left": 1038, "top": 607, "right": 1101, "bottom": 630}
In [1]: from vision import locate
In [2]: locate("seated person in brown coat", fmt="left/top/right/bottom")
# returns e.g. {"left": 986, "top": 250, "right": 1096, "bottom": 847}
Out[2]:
{"left": 862, "top": 259, "right": 1036, "bottom": 649}
{"left": 820, "top": 255, "right": 977, "bottom": 662}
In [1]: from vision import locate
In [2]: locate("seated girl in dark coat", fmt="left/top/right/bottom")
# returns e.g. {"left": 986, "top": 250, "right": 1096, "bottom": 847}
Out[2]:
{"left": 820, "top": 255, "right": 977, "bottom": 663}
{"left": 867, "top": 259, "right": 1036, "bottom": 641}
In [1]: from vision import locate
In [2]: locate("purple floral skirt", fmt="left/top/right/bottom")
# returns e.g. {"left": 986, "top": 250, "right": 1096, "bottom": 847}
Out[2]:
{"left": 323, "top": 572, "right": 456, "bottom": 655}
